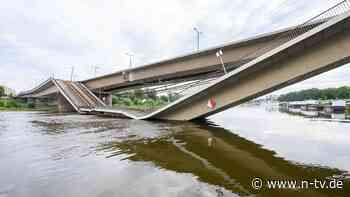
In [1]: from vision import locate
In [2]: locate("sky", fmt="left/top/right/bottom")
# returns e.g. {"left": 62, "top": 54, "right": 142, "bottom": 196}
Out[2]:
{"left": 0, "top": 0, "right": 349, "bottom": 95}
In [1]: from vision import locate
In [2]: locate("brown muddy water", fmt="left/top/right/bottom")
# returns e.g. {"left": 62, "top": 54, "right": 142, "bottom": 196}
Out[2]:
{"left": 0, "top": 106, "right": 350, "bottom": 197}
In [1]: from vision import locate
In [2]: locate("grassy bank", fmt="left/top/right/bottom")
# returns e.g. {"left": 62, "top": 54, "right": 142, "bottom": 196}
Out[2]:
{"left": 0, "top": 98, "right": 50, "bottom": 112}
{"left": 112, "top": 96, "right": 169, "bottom": 111}
{"left": 111, "top": 89, "right": 181, "bottom": 111}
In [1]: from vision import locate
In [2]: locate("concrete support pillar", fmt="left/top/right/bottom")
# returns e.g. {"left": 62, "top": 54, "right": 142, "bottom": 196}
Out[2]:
{"left": 35, "top": 98, "right": 47, "bottom": 108}
{"left": 105, "top": 94, "right": 112, "bottom": 106}
{"left": 97, "top": 93, "right": 112, "bottom": 106}
{"left": 57, "top": 94, "right": 75, "bottom": 112}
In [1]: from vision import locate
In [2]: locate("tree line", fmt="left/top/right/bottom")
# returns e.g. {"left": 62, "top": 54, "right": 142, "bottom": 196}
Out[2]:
{"left": 0, "top": 86, "right": 4, "bottom": 97}
{"left": 278, "top": 86, "right": 350, "bottom": 102}
{"left": 112, "top": 89, "right": 180, "bottom": 110}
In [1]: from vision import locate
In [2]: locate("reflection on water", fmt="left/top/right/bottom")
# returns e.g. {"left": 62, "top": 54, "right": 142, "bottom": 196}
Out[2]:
{"left": 0, "top": 107, "right": 349, "bottom": 197}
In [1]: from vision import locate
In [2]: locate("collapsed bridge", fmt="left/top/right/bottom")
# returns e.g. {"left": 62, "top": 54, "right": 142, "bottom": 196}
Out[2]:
{"left": 18, "top": 1, "right": 350, "bottom": 121}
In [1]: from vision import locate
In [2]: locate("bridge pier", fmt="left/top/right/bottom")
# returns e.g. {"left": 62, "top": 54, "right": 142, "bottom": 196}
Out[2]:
{"left": 34, "top": 98, "right": 51, "bottom": 108}
{"left": 57, "top": 94, "right": 75, "bottom": 112}
{"left": 97, "top": 93, "right": 112, "bottom": 106}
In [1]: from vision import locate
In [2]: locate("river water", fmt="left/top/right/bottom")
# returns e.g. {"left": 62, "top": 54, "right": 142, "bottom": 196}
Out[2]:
{"left": 0, "top": 106, "right": 349, "bottom": 197}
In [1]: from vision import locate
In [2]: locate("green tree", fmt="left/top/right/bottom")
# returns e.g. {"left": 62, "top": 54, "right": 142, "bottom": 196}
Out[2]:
{"left": 0, "top": 86, "right": 4, "bottom": 97}
{"left": 278, "top": 86, "right": 350, "bottom": 102}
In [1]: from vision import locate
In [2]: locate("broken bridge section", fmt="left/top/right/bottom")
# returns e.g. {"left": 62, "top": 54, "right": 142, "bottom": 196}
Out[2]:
{"left": 53, "top": 79, "right": 106, "bottom": 113}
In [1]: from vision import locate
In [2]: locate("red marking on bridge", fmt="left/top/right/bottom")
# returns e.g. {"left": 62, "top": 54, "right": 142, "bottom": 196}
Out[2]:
{"left": 207, "top": 98, "right": 216, "bottom": 109}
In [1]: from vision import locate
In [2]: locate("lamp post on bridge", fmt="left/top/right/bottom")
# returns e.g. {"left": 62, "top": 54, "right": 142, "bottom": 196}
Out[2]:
{"left": 216, "top": 50, "right": 227, "bottom": 74}
{"left": 93, "top": 66, "right": 100, "bottom": 78}
{"left": 73, "top": 74, "right": 78, "bottom": 81}
{"left": 193, "top": 27, "right": 202, "bottom": 51}
{"left": 70, "top": 66, "right": 75, "bottom": 81}
{"left": 125, "top": 53, "right": 134, "bottom": 69}
{"left": 125, "top": 52, "right": 135, "bottom": 82}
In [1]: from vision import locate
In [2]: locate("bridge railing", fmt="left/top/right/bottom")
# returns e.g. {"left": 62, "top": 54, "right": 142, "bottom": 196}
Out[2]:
{"left": 239, "top": 0, "right": 350, "bottom": 65}
{"left": 17, "top": 77, "right": 55, "bottom": 97}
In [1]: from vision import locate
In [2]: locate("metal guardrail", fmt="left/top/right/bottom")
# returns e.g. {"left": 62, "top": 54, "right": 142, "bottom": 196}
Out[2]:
{"left": 68, "top": 82, "right": 94, "bottom": 108}
{"left": 162, "top": 0, "right": 350, "bottom": 98}
{"left": 53, "top": 79, "right": 106, "bottom": 113}
{"left": 17, "top": 77, "right": 54, "bottom": 96}
{"left": 232, "top": 0, "right": 350, "bottom": 71}
{"left": 76, "top": 83, "right": 106, "bottom": 107}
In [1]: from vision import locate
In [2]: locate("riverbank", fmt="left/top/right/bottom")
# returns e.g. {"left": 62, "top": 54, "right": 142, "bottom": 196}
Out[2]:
{"left": 0, "top": 98, "right": 54, "bottom": 112}
{"left": 0, "top": 107, "right": 54, "bottom": 112}
{"left": 279, "top": 100, "right": 350, "bottom": 119}
{"left": 112, "top": 95, "right": 171, "bottom": 111}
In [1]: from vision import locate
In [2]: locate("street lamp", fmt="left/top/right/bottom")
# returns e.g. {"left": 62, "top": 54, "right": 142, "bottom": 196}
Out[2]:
{"left": 125, "top": 52, "right": 134, "bottom": 69}
{"left": 216, "top": 50, "right": 227, "bottom": 74}
{"left": 193, "top": 27, "right": 202, "bottom": 51}
{"left": 93, "top": 66, "right": 100, "bottom": 77}
{"left": 70, "top": 66, "right": 75, "bottom": 81}
{"left": 125, "top": 53, "right": 135, "bottom": 81}
{"left": 73, "top": 74, "right": 78, "bottom": 81}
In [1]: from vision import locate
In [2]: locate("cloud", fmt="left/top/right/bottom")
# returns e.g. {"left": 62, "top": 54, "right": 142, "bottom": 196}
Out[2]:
{"left": 0, "top": 0, "right": 349, "bottom": 93}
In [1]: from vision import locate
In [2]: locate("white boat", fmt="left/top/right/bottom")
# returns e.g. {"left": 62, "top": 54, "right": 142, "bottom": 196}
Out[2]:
{"left": 322, "top": 100, "right": 346, "bottom": 120}
{"left": 300, "top": 100, "right": 319, "bottom": 117}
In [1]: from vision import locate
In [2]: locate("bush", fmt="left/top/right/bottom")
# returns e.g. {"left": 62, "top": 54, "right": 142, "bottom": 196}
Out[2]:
{"left": 160, "top": 95, "right": 169, "bottom": 103}
{"left": 0, "top": 98, "right": 37, "bottom": 110}
{"left": 112, "top": 97, "right": 118, "bottom": 105}
{"left": 278, "top": 86, "right": 350, "bottom": 102}
{"left": 5, "top": 100, "right": 20, "bottom": 108}
{"left": 112, "top": 93, "right": 171, "bottom": 109}
{"left": 120, "top": 98, "right": 132, "bottom": 106}
{"left": 0, "top": 86, "right": 4, "bottom": 97}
